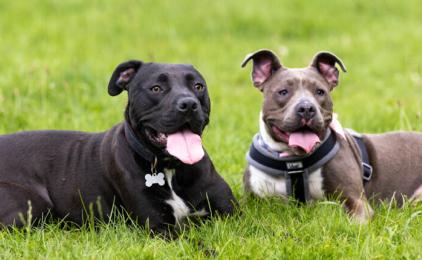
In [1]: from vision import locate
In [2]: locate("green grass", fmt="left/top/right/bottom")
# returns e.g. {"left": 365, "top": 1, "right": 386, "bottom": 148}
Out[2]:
{"left": 1, "top": 0, "right": 422, "bottom": 258}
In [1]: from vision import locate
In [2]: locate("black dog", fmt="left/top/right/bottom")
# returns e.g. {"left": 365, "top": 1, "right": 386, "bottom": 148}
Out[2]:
{"left": 0, "top": 60, "right": 237, "bottom": 233}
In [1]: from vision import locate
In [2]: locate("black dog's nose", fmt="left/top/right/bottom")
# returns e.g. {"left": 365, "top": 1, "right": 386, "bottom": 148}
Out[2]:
{"left": 296, "top": 101, "right": 316, "bottom": 120}
{"left": 177, "top": 97, "right": 199, "bottom": 113}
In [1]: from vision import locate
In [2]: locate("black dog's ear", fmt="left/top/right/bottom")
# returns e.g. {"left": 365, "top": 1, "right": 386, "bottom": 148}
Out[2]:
{"left": 241, "top": 49, "right": 282, "bottom": 91}
{"left": 310, "top": 51, "right": 347, "bottom": 89}
{"left": 108, "top": 60, "right": 142, "bottom": 96}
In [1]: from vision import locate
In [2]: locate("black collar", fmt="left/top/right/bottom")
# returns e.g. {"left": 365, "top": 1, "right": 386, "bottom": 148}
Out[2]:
{"left": 124, "top": 121, "right": 155, "bottom": 162}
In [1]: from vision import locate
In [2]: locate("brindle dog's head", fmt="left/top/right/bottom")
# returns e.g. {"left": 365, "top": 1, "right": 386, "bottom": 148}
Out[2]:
{"left": 242, "top": 50, "right": 346, "bottom": 155}
{"left": 108, "top": 60, "right": 210, "bottom": 164}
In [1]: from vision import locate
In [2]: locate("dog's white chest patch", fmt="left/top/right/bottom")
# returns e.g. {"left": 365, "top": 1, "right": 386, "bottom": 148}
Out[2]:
{"left": 249, "top": 165, "right": 288, "bottom": 199}
{"left": 308, "top": 168, "right": 325, "bottom": 199}
{"left": 164, "top": 169, "right": 207, "bottom": 223}
{"left": 248, "top": 165, "right": 325, "bottom": 200}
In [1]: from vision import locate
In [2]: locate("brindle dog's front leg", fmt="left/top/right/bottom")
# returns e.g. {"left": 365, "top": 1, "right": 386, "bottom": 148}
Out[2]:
{"left": 322, "top": 135, "right": 374, "bottom": 223}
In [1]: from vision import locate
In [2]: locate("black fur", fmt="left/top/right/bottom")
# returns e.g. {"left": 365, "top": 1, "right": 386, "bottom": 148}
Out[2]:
{"left": 0, "top": 61, "right": 237, "bottom": 233}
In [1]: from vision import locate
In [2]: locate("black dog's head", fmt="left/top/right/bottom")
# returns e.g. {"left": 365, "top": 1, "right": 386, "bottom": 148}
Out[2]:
{"left": 108, "top": 60, "right": 210, "bottom": 164}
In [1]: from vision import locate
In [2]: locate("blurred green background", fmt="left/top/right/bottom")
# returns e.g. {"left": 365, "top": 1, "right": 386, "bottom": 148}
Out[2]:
{"left": 1, "top": 0, "right": 422, "bottom": 258}
{"left": 2, "top": 0, "right": 422, "bottom": 189}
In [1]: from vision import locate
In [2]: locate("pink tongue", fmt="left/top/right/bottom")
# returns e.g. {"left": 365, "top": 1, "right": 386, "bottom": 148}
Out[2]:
{"left": 288, "top": 130, "right": 321, "bottom": 154}
{"left": 166, "top": 130, "right": 205, "bottom": 165}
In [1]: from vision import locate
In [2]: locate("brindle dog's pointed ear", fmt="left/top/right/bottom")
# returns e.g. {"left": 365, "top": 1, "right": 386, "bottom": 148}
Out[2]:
{"left": 310, "top": 51, "right": 347, "bottom": 89}
{"left": 241, "top": 49, "right": 282, "bottom": 91}
{"left": 108, "top": 60, "right": 142, "bottom": 96}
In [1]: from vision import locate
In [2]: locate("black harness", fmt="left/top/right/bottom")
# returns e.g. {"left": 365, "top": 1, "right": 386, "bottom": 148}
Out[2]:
{"left": 347, "top": 129, "right": 373, "bottom": 184}
{"left": 246, "top": 129, "right": 373, "bottom": 203}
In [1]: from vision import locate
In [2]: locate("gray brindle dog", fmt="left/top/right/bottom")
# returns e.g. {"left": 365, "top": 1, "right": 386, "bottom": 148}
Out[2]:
{"left": 0, "top": 60, "right": 237, "bottom": 232}
{"left": 242, "top": 49, "right": 422, "bottom": 223}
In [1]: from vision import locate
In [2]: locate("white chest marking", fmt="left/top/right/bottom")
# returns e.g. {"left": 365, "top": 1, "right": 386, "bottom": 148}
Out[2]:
{"left": 249, "top": 165, "right": 288, "bottom": 199}
{"left": 308, "top": 168, "right": 325, "bottom": 199}
{"left": 164, "top": 169, "right": 207, "bottom": 223}
{"left": 248, "top": 165, "right": 325, "bottom": 200}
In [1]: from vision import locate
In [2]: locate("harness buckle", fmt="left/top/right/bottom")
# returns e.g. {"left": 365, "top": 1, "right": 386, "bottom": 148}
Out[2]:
{"left": 287, "top": 170, "right": 305, "bottom": 175}
{"left": 362, "top": 162, "right": 373, "bottom": 182}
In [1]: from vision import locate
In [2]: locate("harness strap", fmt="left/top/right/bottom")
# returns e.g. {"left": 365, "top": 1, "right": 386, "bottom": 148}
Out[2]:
{"left": 247, "top": 130, "right": 340, "bottom": 203}
{"left": 288, "top": 170, "right": 310, "bottom": 203}
{"left": 247, "top": 130, "right": 339, "bottom": 176}
{"left": 351, "top": 134, "right": 373, "bottom": 183}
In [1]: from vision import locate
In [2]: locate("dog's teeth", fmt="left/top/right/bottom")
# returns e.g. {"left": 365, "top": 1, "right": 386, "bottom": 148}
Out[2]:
{"left": 155, "top": 133, "right": 167, "bottom": 144}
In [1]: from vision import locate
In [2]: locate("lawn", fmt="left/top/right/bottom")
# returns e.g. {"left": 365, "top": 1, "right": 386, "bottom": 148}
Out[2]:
{"left": 1, "top": 0, "right": 422, "bottom": 258}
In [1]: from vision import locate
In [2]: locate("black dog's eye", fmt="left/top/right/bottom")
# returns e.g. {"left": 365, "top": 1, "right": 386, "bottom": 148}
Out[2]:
{"left": 278, "top": 89, "right": 288, "bottom": 96}
{"left": 194, "top": 83, "right": 205, "bottom": 92}
{"left": 316, "top": 89, "right": 325, "bottom": 96}
{"left": 150, "top": 85, "right": 162, "bottom": 93}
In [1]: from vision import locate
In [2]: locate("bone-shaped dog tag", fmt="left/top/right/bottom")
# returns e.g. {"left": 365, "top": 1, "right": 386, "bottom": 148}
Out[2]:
{"left": 145, "top": 172, "right": 165, "bottom": 187}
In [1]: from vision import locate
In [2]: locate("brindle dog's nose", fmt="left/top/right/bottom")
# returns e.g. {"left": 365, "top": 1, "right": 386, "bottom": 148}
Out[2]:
{"left": 177, "top": 97, "right": 199, "bottom": 113}
{"left": 296, "top": 100, "right": 316, "bottom": 120}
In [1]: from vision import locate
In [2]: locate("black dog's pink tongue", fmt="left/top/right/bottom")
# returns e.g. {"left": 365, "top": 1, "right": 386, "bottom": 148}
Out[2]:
{"left": 288, "top": 130, "right": 320, "bottom": 154}
{"left": 166, "top": 130, "right": 205, "bottom": 165}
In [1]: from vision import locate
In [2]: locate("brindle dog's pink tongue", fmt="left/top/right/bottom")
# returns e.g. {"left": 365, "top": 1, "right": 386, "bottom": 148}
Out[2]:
{"left": 288, "top": 130, "right": 320, "bottom": 154}
{"left": 166, "top": 130, "right": 205, "bottom": 165}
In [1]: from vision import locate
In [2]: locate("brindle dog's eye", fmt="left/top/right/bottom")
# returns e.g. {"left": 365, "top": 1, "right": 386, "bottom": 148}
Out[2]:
{"left": 278, "top": 89, "right": 288, "bottom": 96}
{"left": 194, "top": 83, "right": 205, "bottom": 92}
{"left": 150, "top": 85, "right": 162, "bottom": 93}
{"left": 316, "top": 89, "right": 325, "bottom": 96}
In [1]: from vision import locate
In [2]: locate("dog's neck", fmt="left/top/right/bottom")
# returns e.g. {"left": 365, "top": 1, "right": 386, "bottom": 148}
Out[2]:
{"left": 123, "top": 121, "right": 178, "bottom": 170}
{"left": 123, "top": 121, "right": 155, "bottom": 161}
